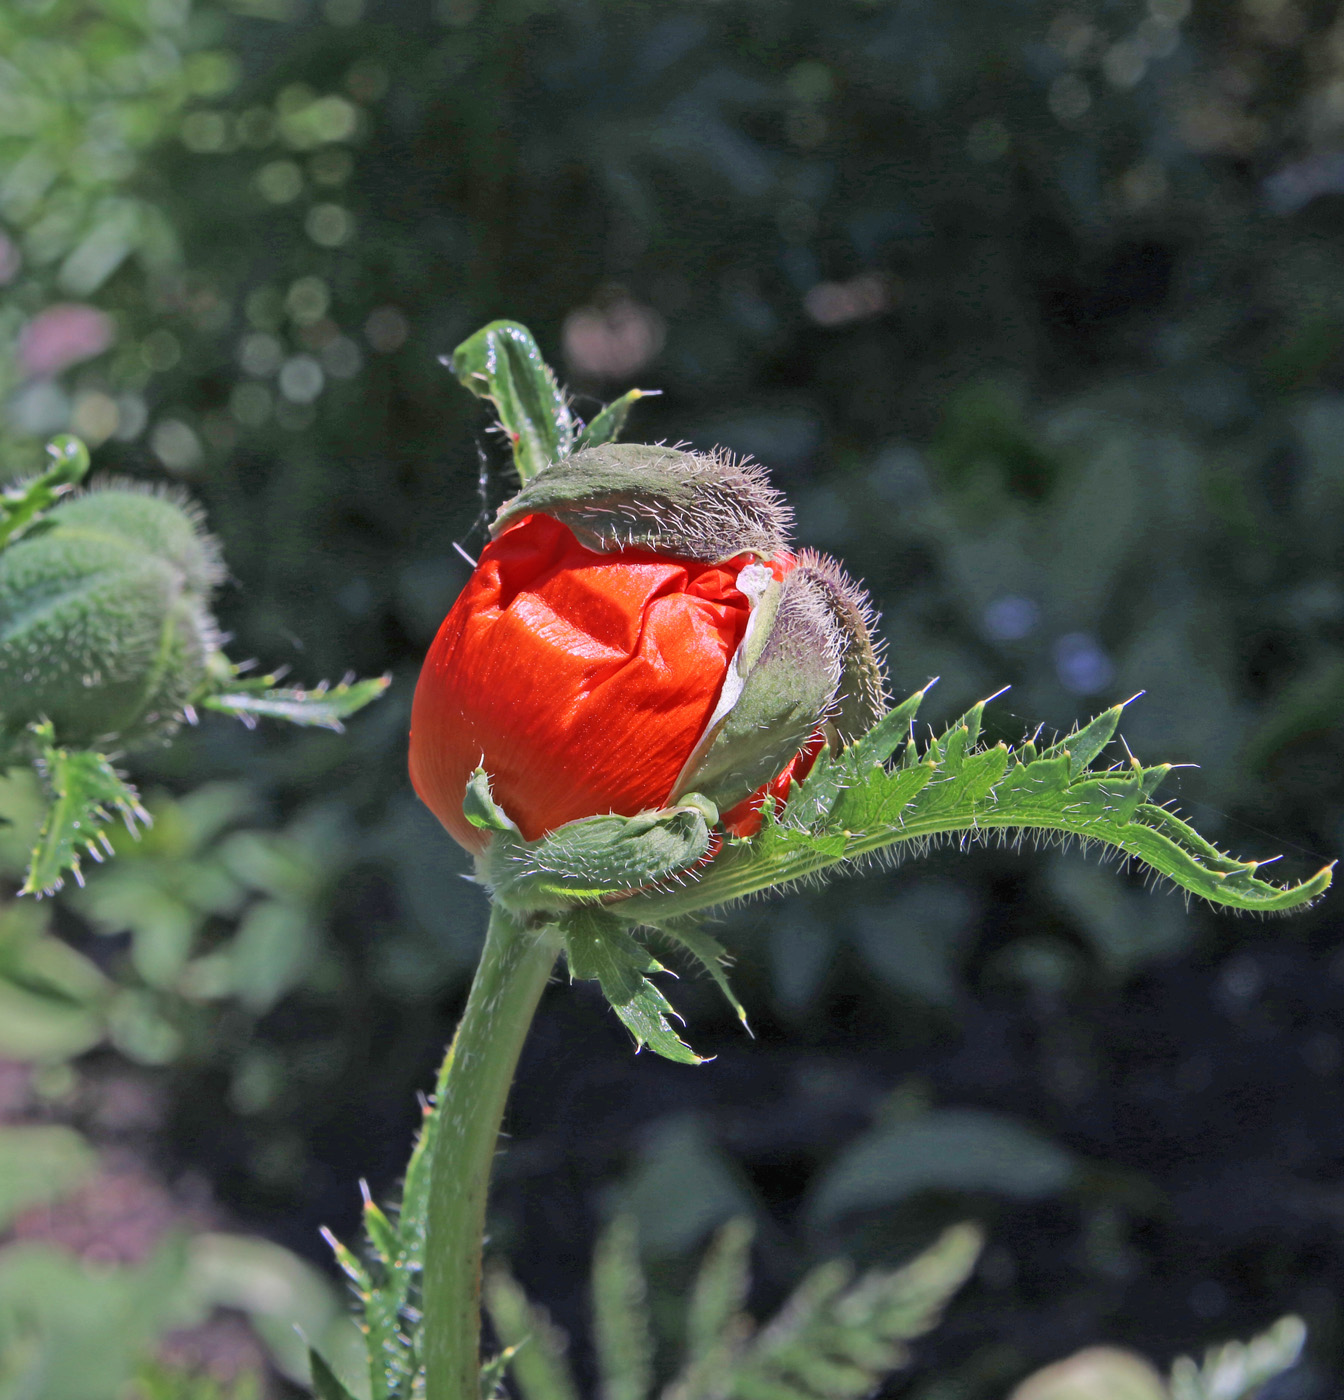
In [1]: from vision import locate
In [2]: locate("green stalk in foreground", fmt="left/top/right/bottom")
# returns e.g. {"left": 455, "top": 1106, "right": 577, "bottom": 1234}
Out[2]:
{"left": 422, "top": 905, "right": 562, "bottom": 1400}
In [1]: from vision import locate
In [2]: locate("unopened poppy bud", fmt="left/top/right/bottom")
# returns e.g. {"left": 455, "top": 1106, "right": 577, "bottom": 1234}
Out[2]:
{"left": 0, "top": 483, "right": 223, "bottom": 749}
{"left": 409, "top": 442, "right": 886, "bottom": 856}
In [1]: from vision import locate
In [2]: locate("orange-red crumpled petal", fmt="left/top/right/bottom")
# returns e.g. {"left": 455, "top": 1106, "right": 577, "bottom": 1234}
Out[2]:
{"left": 409, "top": 513, "right": 756, "bottom": 851}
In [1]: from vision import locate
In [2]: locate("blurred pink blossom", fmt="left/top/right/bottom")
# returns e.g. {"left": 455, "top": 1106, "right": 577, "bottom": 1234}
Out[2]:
{"left": 562, "top": 298, "right": 665, "bottom": 379}
{"left": 18, "top": 302, "right": 115, "bottom": 379}
{"left": 803, "top": 272, "right": 893, "bottom": 327}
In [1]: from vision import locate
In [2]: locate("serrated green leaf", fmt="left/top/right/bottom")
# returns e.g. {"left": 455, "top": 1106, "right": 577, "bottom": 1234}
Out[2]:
{"left": 575, "top": 388, "right": 657, "bottom": 450}
{"left": 23, "top": 727, "right": 149, "bottom": 896}
{"left": 563, "top": 908, "right": 704, "bottom": 1064}
{"left": 593, "top": 1216, "right": 654, "bottom": 1400}
{"left": 611, "top": 982, "right": 702, "bottom": 1064}
{"left": 483, "top": 1264, "right": 580, "bottom": 1400}
{"left": 1168, "top": 1315, "right": 1306, "bottom": 1400}
{"left": 0, "top": 435, "right": 90, "bottom": 551}
{"left": 201, "top": 673, "right": 389, "bottom": 732}
{"left": 448, "top": 320, "right": 575, "bottom": 482}
{"left": 665, "top": 1217, "right": 755, "bottom": 1400}
{"left": 838, "top": 682, "right": 935, "bottom": 775}
{"left": 724, "top": 1225, "right": 982, "bottom": 1400}
{"left": 1062, "top": 702, "right": 1127, "bottom": 778}
{"left": 622, "top": 689, "right": 1331, "bottom": 922}
{"left": 655, "top": 920, "right": 749, "bottom": 1028}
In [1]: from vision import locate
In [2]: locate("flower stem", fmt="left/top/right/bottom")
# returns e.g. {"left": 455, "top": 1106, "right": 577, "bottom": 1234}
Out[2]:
{"left": 423, "top": 901, "right": 561, "bottom": 1400}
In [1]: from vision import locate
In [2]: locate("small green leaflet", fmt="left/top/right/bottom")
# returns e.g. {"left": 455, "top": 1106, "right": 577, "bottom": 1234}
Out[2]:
{"left": 625, "top": 688, "right": 1334, "bottom": 922}
{"left": 447, "top": 321, "right": 576, "bottom": 484}
{"left": 24, "top": 721, "right": 149, "bottom": 897}
{"left": 483, "top": 1265, "right": 580, "bottom": 1400}
{"left": 718, "top": 1223, "right": 983, "bottom": 1400}
{"left": 201, "top": 672, "right": 390, "bottom": 732}
{"left": 591, "top": 1217, "right": 654, "bottom": 1400}
{"left": 446, "top": 320, "right": 653, "bottom": 483}
{"left": 0, "top": 435, "right": 90, "bottom": 552}
{"left": 562, "top": 907, "right": 703, "bottom": 1065}
{"left": 574, "top": 388, "right": 659, "bottom": 452}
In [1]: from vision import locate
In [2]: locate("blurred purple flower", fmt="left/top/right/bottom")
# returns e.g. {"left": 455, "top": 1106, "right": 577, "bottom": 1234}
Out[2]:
{"left": 18, "top": 303, "right": 115, "bottom": 379}
{"left": 1054, "top": 632, "right": 1114, "bottom": 695}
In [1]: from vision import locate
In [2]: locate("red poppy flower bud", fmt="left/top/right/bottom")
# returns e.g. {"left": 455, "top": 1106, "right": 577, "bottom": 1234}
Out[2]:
{"left": 409, "top": 446, "right": 884, "bottom": 859}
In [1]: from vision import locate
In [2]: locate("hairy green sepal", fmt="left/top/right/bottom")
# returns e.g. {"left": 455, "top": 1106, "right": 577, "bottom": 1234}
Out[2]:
{"left": 469, "top": 769, "right": 716, "bottom": 912}
{"left": 674, "top": 566, "right": 839, "bottom": 809}
{"left": 491, "top": 442, "right": 790, "bottom": 562}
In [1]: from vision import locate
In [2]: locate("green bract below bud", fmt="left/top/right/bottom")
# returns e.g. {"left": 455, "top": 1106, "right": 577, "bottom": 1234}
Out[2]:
{"left": 0, "top": 482, "right": 224, "bottom": 751}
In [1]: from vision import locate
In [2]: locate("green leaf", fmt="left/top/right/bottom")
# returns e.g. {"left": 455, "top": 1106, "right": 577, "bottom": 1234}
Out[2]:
{"left": 0, "top": 435, "right": 90, "bottom": 552}
{"left": 0, "top": 1123, "right": 97, "bottom": 1229}
{"left": 1168, "top": 1315, "right": 1307, "bottom": 1400}
{"left": 618, "top": 1118, "right": 753, "bottom": 1258}
{"left": 665, "top": 1218, "right": 755, "bottom": 1399}
{"left": 479, "top": 1346, "right": 520, "bottom": 1399}
{"left": 563, "top": 907, "right": 704, "bottom": 1064}
{"left": 654, "top": 920, "right": 749, "bottom": 1029}
{"left": 23, "top": 725, "right": 149, "bottom": 896}
{"left": 806, "top": 1109, "right": 1074, "bottom": 1225}
{"left": 309, "top": 1349, "right": 361, "bottom": 1400}
{"left": 483, "top": 1263, "right": 581, "bottom": 1400}
{"left": 184, "top": 1232, "right": 359, "bottom": 1389}
{"left": 593, "top": 1216, "right": 655, "bottom": 1400}
{"left": 200, "top": 670, "right": 390, "bottom": 732}
{"left": 574, "top": 388, "right": 657, "bottom": 451}
{"left": 448, "top": 320, "right": 575, "bottom": 483}
{"left": 722, "top": 1224, "right": 982, "bottom": 1400}
{"left": 623, "top": 689, "right": 1333, "bottom": 922}
{"left": 0, "top": 1237, "right": 192, "bottom": 1400}
{"left": 0, "top": 901, "right": 109, "bottom": 1060}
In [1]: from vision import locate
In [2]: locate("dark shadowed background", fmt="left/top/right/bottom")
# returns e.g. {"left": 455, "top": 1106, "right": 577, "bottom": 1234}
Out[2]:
{"left": 2, "top": 0, "right": 1344, "bottom": 1395}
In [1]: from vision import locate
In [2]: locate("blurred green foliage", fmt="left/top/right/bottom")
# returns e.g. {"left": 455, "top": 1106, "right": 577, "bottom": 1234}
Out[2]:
{"left": 4, "top": 0, "right": 1344, "bottom": 1393}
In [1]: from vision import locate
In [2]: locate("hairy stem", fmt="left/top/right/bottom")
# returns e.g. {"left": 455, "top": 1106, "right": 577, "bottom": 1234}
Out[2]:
{"left": 423, "top": 902, "right": 561, "bottom": 1400}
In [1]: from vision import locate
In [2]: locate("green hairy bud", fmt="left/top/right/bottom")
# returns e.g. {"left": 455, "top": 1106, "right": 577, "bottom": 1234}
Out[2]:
{"left": 0, "top": 481, "right": 224, "bottom": 750}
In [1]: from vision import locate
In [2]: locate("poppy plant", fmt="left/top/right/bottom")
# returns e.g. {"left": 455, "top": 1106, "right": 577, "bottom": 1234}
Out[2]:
{"left": 408, "top": 443, "right": 885, "bottom": 857}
